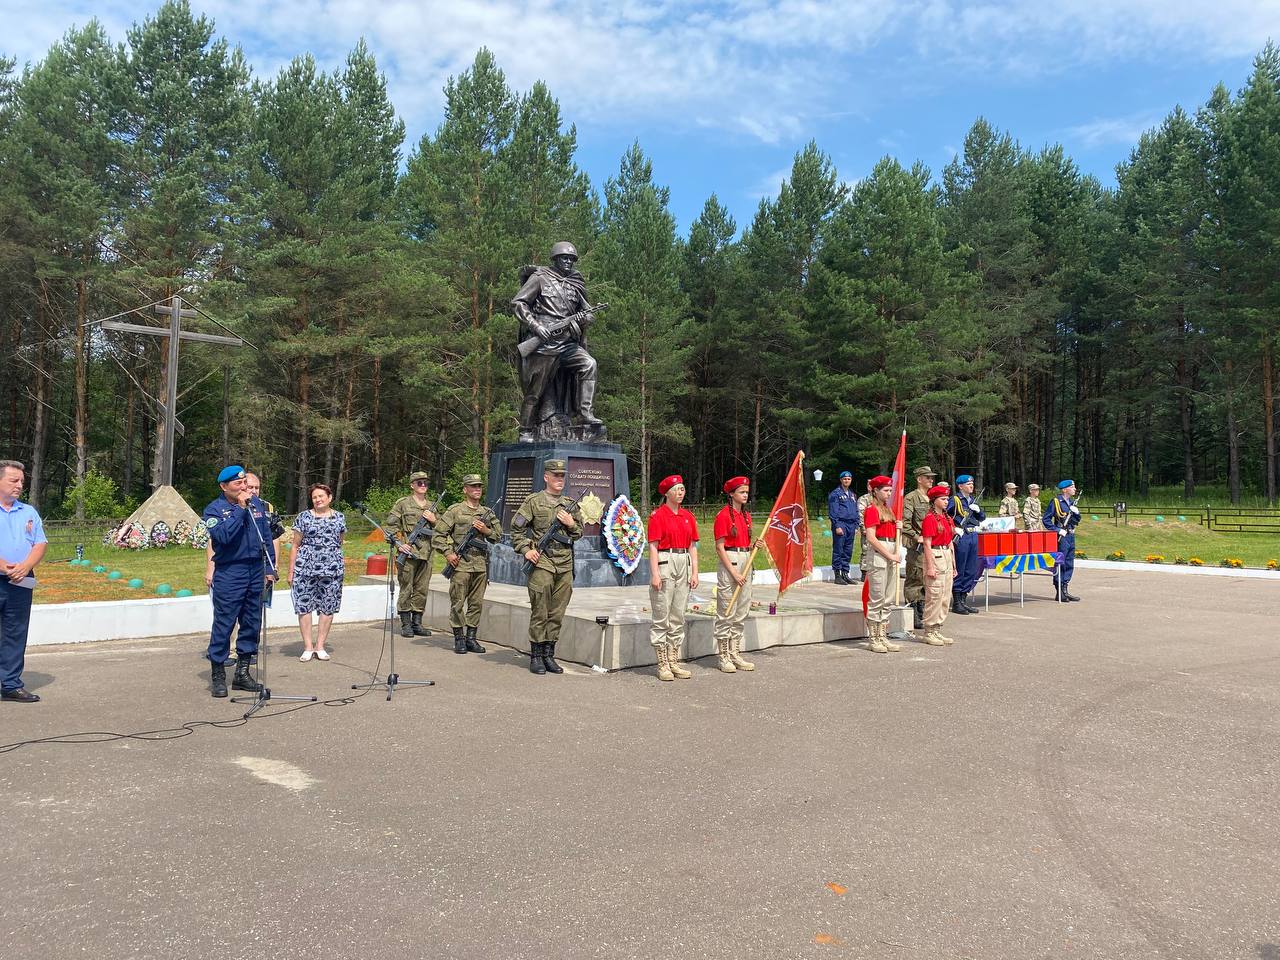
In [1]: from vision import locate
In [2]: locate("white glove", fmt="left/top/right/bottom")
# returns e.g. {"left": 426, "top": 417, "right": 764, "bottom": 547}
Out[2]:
{"left": 1069, "top": 504, "right": 1080, "bottom": 515}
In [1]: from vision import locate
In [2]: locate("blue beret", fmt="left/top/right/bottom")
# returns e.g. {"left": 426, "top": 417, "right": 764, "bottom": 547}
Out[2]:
{"left": 1058, "top": 479, "right": 1074, "bottom": 490}
{"left": 956, "top": 474, "right": 973, "bottom": 484}
{"left": 218, "top": 465, "right": 246, "bottom": 484}
{"left": 839, "top": 470, "right": 852, "bottom": 479}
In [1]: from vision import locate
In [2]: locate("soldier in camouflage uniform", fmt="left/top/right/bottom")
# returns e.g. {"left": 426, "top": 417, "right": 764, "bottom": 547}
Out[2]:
{"left": 901, "top": 465, "right": 937, "bottom": 630}
{"left": 999, "top": 482, "right": 1022, "bottom": 529}
{"left": 434, "top": 474, "right": 500, "bottom": 656}
{"left": 1023, "top": 484, "right": 1044, "bottom": 532}
{"left": 387, "top": 471, "right": 439, "bottom": 639}
{"left": 511, "top": 460, "right": 583, "bottom": 675}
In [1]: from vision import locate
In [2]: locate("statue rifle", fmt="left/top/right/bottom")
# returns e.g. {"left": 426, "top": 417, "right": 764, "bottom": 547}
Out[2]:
{"left": 516, "top": 303, "right": 607, "bottom": 360}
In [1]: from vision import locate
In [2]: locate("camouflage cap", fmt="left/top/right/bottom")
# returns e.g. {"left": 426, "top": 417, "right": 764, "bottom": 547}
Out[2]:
{"left": 914, "top": 465, "right": 936, "bottom": 478}
{"left": 408, "top": 471, "right": 429, "bottom": 483}
{"left": 461, "top": 473, "right": 483, "bottom": 486}
{"left": 544, "top": 459, "right": 567, "bottom": 474}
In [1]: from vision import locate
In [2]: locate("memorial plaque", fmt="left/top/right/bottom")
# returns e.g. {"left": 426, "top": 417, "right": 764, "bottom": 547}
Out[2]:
{"left": 567, "top": 456, "right": 616, "bottom": 536}
{"left": 501, "top": 458, "right": 534, "bottom": 528}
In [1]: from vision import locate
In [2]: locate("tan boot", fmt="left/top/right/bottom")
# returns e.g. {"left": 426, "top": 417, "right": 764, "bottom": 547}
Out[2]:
{"left": 867, "top": 621, "right": 889, "bottom": 654}
{"left": 654, "top": 643, "right": 674, "bottom": 682}
{"left": 729, "top": 634, "right": 755, "bottom": 671}
{"left": 937, "top": 628, "right": 954, "bottom": 645}
{"left": 883, "top": 624, "right": 902, "bottom": 653}
{"left": 717, "top": 636, "right": 737, "bottom": 673}
{"left": 668, "top": 643, "right": 692, "bottom": 679}
{"left": 922, "top": 627, "right": 945, "bottom": 647}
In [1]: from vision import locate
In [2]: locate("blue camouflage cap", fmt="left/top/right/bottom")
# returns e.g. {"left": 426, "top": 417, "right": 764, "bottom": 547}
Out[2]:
{"left": 217, "top": 465, "right": 246, "bottom": 484}
{"left": 956, "top": 474, "right": 974, "bottom": 484}
{"left": 1058, "top": 479, "right": 1075, "bottom": 490}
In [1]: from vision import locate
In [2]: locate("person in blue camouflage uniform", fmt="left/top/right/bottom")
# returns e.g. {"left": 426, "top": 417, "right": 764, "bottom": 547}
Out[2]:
{"left": 1043, "top": 479, "right": 1081, "bottom": 602}
{"left": 826, "top": 471, "right": 861, "bottom": 584}
{"left": 946, "top": 474, "right": 984, "bottom": 615}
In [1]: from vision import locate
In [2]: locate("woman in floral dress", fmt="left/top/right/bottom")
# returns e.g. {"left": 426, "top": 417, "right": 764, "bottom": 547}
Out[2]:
{"left": 288, "top": 483, "right": 346, "bottom": 661}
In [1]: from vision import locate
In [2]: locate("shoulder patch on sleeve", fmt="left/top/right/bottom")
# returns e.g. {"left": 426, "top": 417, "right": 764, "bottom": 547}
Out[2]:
{"left": 206, "top": 517, "right": 218, "bottom": 528}
{"left": 512, "top": 514, "right": 528, "bottom": 529}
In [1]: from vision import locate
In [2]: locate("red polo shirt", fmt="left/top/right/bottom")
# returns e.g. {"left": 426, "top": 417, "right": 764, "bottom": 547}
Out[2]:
{"left": 863, "top": 503, "right": 897, "bottom": 541}
{"left": 647, "top": 505, "right": 700, "bottom": 549}
{"left": 921, "top": 511, "right": 954, "bottom": 548}
{"left": 713, "top": 505, "right": 752, "bottom": 548}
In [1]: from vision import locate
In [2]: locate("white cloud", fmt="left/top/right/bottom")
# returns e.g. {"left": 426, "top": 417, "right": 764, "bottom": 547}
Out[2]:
{"left": 1064, "top": 111, "right": 1164, "bottom": 149}
{"left": 2, "top": 0, "right": 1278, "bottom": 149}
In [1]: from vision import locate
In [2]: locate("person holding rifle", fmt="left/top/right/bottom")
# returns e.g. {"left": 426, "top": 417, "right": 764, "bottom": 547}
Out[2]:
{"left": 646, "top": 475, "right": 700, "bottom": 682}
{"left": 946, "top": 474, "right": 984, "bottom": 615}
{"left": 387, "top": 471, "right": 440, "bottom": 639}
{"left": 434, "top": 474, "right": 501, "bottom": 656}
{"left": 1044, "top": 479, "right": 1082, "bottom": 602}
{"left": 713, "top": 476, "right": 761, "bottom": 674}
{"left": 862, "top": 476, "right": 902, "bottom": 654}
{"left": 511, "top": 460, "right": 583, "bottom": 675}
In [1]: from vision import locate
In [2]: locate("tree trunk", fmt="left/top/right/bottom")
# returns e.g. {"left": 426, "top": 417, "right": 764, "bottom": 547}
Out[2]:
{"left": 298, "top": 358, "right": 310, "bottom": 510}
{"left": 74, "top": 278, "right": 89, "bottom": 520}
{"left": 29, "top": 339, "right": 48, "bottom": 510}
{"left": 372, "top": 356, "right": 382, "bottom": 477}
{"left": 1263, "top": 339, "right": 1276, "bottom": 506}
{"left": 123, "top": 381, "right": 136, "bottom": 498}
{"left": 639, "top": 341, "right": 650, "bottom": 515}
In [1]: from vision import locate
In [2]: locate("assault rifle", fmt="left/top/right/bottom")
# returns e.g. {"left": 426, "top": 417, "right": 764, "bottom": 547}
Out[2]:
{"left": 441, "top": 522, "right": 492, "bottom": 581}
{"left": 354, "top": 494, "right": 444, "bottom": 572}
{"left": 956, "top": 487, "right": 986, "bottom": 535}
{"left": 516, "top": 303, "right": 607, "bottom": 360}
{"left": 520, "top": 491, "right": 583, "bottom": 577}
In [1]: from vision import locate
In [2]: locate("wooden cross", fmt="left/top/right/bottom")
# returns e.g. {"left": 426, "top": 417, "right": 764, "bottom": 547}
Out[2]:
{"left": 102, "top": 296, "right": 244, "bottom": 488}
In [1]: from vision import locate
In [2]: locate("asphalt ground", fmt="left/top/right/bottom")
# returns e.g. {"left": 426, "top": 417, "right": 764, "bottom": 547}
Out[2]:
{"left": 2, "top": 567, "right": 1278, "bottom": 960}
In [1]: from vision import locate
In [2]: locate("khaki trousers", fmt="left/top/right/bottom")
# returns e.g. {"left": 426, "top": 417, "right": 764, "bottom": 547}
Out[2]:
{"left": 923, "top": 547, "right": 954, "bottom": 627}
{"left": 448, "top": 569, "right": 487, "bottom": 629}
{"left": 866, "top": 551, "right": 895, "bottom": 625}
{"left": 713, "top": 552, "right": 751, "bottom": 646}
{"left": 649, "top": 552, "right": 691, "bottom": 649}
{"left": 396, "top": 556, "right": 432, "bottom": 613}
{"left": 528, "top": 567, "right": 573, "bottom": 645}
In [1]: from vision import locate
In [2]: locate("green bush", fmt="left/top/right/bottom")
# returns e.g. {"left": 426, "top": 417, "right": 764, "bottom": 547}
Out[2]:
{"left": 61, "top": 470, "right": 136, "bottom": 519}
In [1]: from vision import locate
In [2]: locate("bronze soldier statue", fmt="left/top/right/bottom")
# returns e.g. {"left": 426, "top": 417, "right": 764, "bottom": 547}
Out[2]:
{"left": 511, "top": 242, "right": 606, "bottom": 442}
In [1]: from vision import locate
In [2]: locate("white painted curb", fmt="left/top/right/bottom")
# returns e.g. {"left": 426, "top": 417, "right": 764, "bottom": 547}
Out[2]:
{"left": 29, "top": 584, "right": 393, "bottom": 646}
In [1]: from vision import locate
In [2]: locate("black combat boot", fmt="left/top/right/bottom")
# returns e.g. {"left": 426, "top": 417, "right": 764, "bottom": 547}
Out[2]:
{"left": 210, "top": 661, "right": 228, "bottom": 698}
{"left": 951, "top": 592, "right": 970, "bottom": 615}
{"left": 962, "top": 594, "right": 981, "bottom": 614}
{"left": 231, "top": 657, "right": 262, "bottom": 693}
{"left": 464, "top": 626, "right": 486, "bottom": 654}
{"left": 411, "top": 612, "right": 431, "bottom": 637}
{"left": 542, "top": 641, "right": 564, "bottom": 674}
{"left": 399, "top": 612, "right": 414, "bottom": 637}
{"left": 528, "top": 642, "right": 547, "bottom": 675}
{"left": 912, "top": 601, "right": 924, "bottom": 629}
{"left": 452, "top": 627, "right": 467, "bottom": 654}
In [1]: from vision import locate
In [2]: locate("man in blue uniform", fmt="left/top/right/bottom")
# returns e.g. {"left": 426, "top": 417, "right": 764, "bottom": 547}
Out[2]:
{"left": 827, "top": 471, "right": 861, "bottom": 584}
{"left": 0, "top": 460, "right": 46, "bottom": 703}
{"left": 946, "top": 474, "right": 984, "bottom": 614}
{"left": 1043, "top": 479, "right": 1081, "bottom": 602}
{"left": 203, "top": 465, "right": 277, "bottom": 698}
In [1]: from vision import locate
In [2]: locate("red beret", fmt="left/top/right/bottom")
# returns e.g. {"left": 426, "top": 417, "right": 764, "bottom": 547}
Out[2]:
{"left": 657, "top": 474, "right": 684, "bottom": 496}
{"left": 927, "top": 485, "right": 949, "bottom": 501}
{"left": 870, "top": 475, "right": 893, "bottom": 489}
{"left": 723, "top": 475, "right": 749, "bottom": 494}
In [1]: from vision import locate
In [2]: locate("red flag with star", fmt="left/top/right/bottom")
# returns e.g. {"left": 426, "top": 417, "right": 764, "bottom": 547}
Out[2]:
{"left": 763, "top": 450, "right": 814, "bottom": 596}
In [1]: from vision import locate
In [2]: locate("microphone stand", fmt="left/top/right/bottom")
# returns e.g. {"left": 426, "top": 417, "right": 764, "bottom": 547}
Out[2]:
{"left": 351, "top": 504, "right": 435, "bottom": 701}
{"left": 231, "top": 499, "right": 317, "bottom": 718}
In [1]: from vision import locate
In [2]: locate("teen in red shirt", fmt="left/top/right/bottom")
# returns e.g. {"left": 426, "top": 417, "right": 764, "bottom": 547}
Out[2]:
{"left": 862, "top": 476, "right": 901, "bottom": 653}
{"left": 920, "top": 485, "right": 956, "bottom": 646}
{"left": 713, "top": 476, "right": 759, "bottom": 674}
{"left": 647, "top": 475, "right": 699, "bottom": 681}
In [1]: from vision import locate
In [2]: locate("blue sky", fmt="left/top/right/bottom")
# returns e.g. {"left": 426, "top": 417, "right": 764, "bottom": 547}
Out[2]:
{"left": 5, "top": 0, "right": 1280, "bottom": 232}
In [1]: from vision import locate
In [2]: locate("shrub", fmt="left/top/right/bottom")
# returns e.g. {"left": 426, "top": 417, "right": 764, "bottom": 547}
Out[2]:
{"left": 61, "top": 470, "right": 136, "bottom": 519}
{"left": 1188, "top": 557, "right": 1203, "bottom": 566}
{"left": 1174, "top": 556, "right": 1188, "bottom": 565}
{"left": 1105, "top": 550, "right": 1126, "bottom": 562}
{"left": 1218, "top": 557, "right": 1243, "bottom": 568}
{"left": 1145, "top": 554, "right": 1165, "bottom": 564}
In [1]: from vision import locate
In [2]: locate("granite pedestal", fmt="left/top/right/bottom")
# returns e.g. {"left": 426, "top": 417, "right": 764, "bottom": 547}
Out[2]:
{"left": 485, "top": 439, "right": 651, "bottom": 588}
